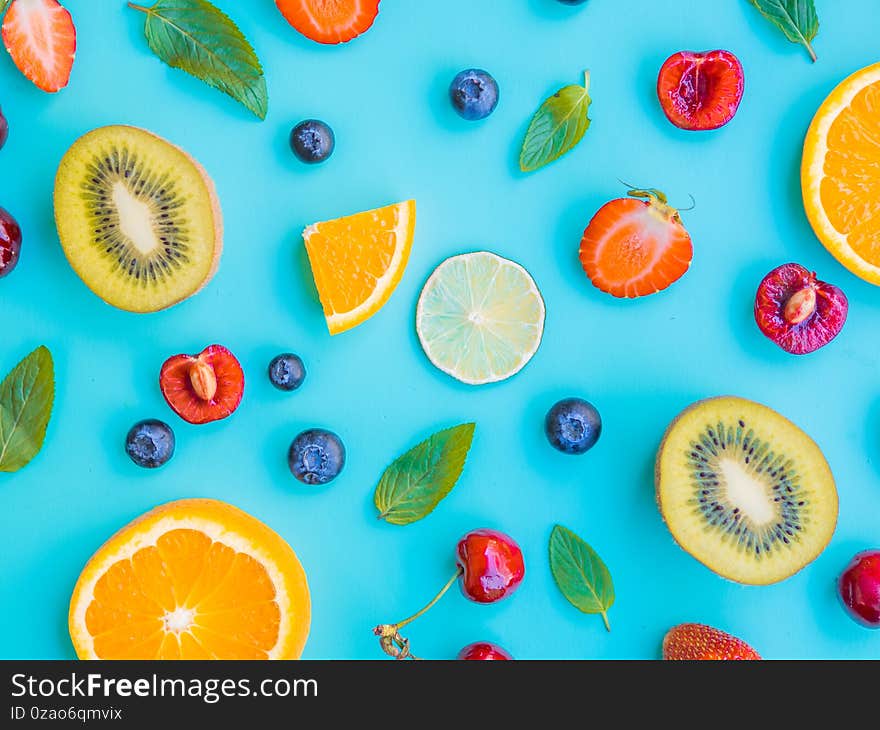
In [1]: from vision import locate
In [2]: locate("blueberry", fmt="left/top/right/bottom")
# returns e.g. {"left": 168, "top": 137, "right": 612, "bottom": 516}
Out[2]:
{"left": 269, "top": 353, "right": 306, "bottom": 391}
{"left": 126, "top": 419, "right": 175, "bottom": 468}
{"left": 557, "top": 0, "right": 588, "bottom": 4}
{"left": 288, "top": 428, "right": 345, "bottom": 485}
{"left": 544, "top": 398, "right": 601, "bottom": 455}
{"left": 449, "top": 69, "right": 499, "bottom": 121}
{"left": 289, "top": 120, "right": 335, "bottom": 164}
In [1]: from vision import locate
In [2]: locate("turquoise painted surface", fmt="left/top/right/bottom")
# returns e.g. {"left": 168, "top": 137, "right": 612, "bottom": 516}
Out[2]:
{"left": 1, "top": 0, "right": 878, "bottom": 660}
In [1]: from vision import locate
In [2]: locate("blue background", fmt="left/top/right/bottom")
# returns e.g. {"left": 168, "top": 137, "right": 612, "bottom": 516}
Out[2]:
{"left": 1, "top": 0, "right": 878, "bottom": 660}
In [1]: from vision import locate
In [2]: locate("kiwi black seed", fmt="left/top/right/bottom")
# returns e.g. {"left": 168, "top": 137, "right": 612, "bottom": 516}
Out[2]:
{"left": 81, "top": 147, "right": 191, "bottom": 287}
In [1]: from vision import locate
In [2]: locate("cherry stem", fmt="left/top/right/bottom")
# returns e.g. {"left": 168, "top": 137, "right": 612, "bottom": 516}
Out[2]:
{"left": 394, "top": 567, "right": 463, "bottom": 630}
{"left": 373, "top": 566, "right": 463, "bottom": 660}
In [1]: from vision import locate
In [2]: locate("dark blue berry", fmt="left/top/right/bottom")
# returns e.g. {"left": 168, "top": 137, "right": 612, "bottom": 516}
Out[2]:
{"left": 269, "top": 353, "right": 306, "bottom": 391}
{"left": 126, "top": 419, "right": 175, "bottom": 468}
{"left": 288, "top": 428, "right": 345, "bottom": 485}
{"left": 289, "top": 120, "right": 335, "bottom": 164}
{"left": 545, "top": 398, "right": 601, "bottom": 455}
{"left": 449, "top": 69, "right": 499, "bottom": 121}
{"left": 557, "top": 0, "right": 588, "bottom": 4}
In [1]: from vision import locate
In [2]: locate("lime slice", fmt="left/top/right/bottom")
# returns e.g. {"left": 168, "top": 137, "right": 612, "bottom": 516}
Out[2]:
{"left": 416, "top": 251, "right": 545, "bottom": 385}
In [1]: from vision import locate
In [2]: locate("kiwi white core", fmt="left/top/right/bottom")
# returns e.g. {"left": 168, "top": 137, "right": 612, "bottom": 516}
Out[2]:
{"left": 112, "top": 181, "right": 159, "bottom": 256}
{"left": 719, "top": 458, "right": 776, "bottom": 526}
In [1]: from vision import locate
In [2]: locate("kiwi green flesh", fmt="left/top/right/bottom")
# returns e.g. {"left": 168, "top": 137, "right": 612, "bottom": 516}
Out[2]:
{"left": 54, "top": 125, "right": 221, "bottom": 313}
{"left": 656, "top": 396, "right": 838, "bottom": 585}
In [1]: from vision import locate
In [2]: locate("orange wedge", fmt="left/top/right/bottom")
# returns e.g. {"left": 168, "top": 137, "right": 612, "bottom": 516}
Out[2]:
{"left": 303, "top": 200, "right": 415, "bottom": 335}
{"left": 68, "top": 499, "right": 310, "bottom": 660}
{"left": 803, "top": 63, "right": 880, "bottom": 285}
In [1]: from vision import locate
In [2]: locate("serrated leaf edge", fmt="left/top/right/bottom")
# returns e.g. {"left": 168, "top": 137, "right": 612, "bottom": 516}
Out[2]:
{"left": 374, "top": 423, "right": 475, "bottom": 525}
{"left": 519, "top": 70, "right": 592, "bottom": 173}
{"left": 0, "top": 346, "right": 55, "bottom": 473}
{"left": 549, "top": 524, "right": 614, "bottom": 631}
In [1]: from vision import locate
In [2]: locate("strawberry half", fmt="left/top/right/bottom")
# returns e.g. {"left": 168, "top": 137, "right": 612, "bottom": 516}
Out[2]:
{"left": 1, "top": 0, "right": 76, "bottom": 93}
{"left": 578, "top": 188, "right": 693, "bottom": 298}
{"left": 663, "top": 623, "right": 761, "bottom": 660}
{"left": 657, "top": 50, "right": 744, "bottom": 131}
{"left": 160, "top": 345, "right": 244, "bottom": 425}
{"left": 275, "top": 0, "right": 380, "bottom": 45}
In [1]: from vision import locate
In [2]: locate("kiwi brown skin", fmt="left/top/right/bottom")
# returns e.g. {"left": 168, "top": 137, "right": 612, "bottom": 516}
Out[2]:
{"left": 53, "top": 125, "right": 223, "bottom": 313}
{"left": 654, "top": 395, "right": 838, "bottom": 586}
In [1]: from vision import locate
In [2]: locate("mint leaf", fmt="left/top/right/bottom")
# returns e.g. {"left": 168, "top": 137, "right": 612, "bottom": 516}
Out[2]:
{"left": 748, "top": 0, "right": 819, "bottom": 62}
{"left": 0, "top": 346, "right": 55, "bottom": 473}
{"left": 549, "top": 524, "right": 614, "bottom": 631}
{"left": 374, "top": 423, "right": 475, "bottom": 525}
{"left": 520, "top": 71, "right": 592, "bottom": 173}
{"left": 129, "top": 0, "right": 268, "bottom": 119}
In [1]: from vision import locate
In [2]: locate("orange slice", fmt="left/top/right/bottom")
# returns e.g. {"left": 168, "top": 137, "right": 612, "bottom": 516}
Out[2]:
{"left": 68, "top": 499, "right": 310, "bottom": 660}
{"left": 303, "top": 200, "right": 415, "bottom": 335}
{"left": 802, "top": 62, "right": 880, "bottom": 285}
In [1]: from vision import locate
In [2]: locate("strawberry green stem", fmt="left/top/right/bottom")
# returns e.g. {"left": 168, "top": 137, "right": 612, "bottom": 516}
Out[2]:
{"left": 583, "top": 70, "right": 591, "bottom": 93}
{"left": 601, "top": 611, "right": 611, "bottom": 633}
{"left": 127, "top": 3, "right": 150, "bottom": 13}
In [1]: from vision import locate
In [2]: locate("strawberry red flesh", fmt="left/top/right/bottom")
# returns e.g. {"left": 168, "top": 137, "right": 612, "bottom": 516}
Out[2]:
{"left": 2, "top": 0, "right": 76, "bottom": 93}
{"left": 275, "top": 0, "right": 380, "bottom": 45}
{"left": 663, "top": 623, "right": 761, "bottom": 660}
{"left": 160, "top": 345, "right": 244, "bottom": 425}
{"left": 579, "top": 189, "right": 693, "bottom": 298}
{"left": 755, "top": 263, "right": 848, "bottom": 355}
{"left": 657, "top": 50, "right": 743, "bottom": 131}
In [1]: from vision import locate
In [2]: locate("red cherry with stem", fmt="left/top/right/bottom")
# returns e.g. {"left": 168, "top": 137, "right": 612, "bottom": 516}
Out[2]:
{"left": 373, "top": 529, "right": 525, "bottom": 659}
{"left": 754, "top": 263, "right": 847, "bottom": 355}
{"left": 456, "top": 529, "right": 525, "bottom": 603}
{"left": 838, "top": 550, "right": 880, "bottom": 628}
{"left": 657, "top": 50, "right": 744, "bottom": 131}
{"left": 0, "top": 206, "right": 22, "bottom": 278}
{"left": 458, "top": 642, "right": 513, "bottom": 660}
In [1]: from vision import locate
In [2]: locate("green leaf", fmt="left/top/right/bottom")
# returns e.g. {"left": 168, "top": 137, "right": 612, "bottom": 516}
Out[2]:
{"left": 129, "top": 0, "right": 268, "bottom": 119}
{"left": 374, "top": 423, "right": 475, "bottom": 525}
{"left": 748, "top": 0, "right": 819, "bottom": 62}
{"left": 549, "top": 524, "right": 614, "bottom": 631}
{"left": 0, "top": 346, "right": 55, "bottom": 473}
{"left": 519, "top": 71, "right": 592, "bottom": 173}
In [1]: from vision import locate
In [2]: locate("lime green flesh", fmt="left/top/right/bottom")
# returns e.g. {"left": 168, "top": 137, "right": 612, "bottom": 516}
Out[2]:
{"left": 54, "top": 126, "right": 220, "bottom": 313}
{"left": 656, "top": 397, "right": 838, "bottom": 585}
{"left": 416, "top": 251, "right": 545, "bottom": 385}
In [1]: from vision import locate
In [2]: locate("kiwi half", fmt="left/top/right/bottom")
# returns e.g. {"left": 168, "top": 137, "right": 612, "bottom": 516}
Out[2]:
{"left": 656, "top": 396, "right": 837, "bottom": 585}
{"left": 54, "top": 125, "right": 222, "bottom": 313}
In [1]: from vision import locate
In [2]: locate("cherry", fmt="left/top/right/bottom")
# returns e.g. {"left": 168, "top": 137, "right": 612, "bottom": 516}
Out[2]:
{"left": 457, "top": 529, "right": 525, "bottom": 603}
{"left": 754, "top": 263, "right": 847, "bottom": 354}
{"left": 0, "top": 106, "right": 8, "bottom": 150}
{"left": 458, "top": 642, "right": 513, "bottom": 660}
{"left": 838, "top": 550, "right": 880, "bottom": 628}
{"left": 0, "top": 206, "right": 22, "bottom": 278}
{"left": 373, "top": 528, "right": 525, "bottom": 659}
